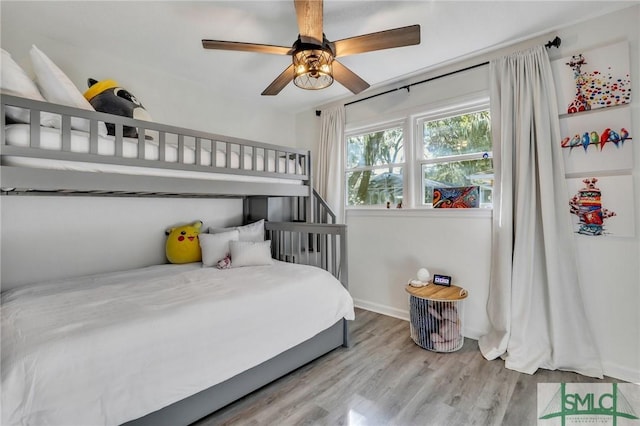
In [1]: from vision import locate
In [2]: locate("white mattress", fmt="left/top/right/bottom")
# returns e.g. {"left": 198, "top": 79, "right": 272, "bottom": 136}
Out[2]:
{"left": 3, "top": 124, "right": 303, "bottom": 183}
{"left": 1, "top": 262, "right": 354, "bottom": 426}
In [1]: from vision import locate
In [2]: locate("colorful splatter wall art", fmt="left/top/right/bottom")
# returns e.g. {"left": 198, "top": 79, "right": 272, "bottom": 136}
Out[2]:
{"left": 433, "top": 186, "right": 479, "bottom": 208}
{"left": 567, "top": 175, "right": 635, "bottom": 237}
{"left": 551, "top": 41, "right": 631, "bottom": 114}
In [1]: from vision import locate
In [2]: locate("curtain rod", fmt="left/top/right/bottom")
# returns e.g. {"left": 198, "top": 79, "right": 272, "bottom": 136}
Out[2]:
{"left": 331, "top": 36, "right": 561, "bottom": 110}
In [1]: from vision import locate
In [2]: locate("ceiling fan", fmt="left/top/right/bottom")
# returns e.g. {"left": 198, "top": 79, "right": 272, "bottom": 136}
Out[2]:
{"left": 202, "top": 0, "right": 421, "bottom": 96}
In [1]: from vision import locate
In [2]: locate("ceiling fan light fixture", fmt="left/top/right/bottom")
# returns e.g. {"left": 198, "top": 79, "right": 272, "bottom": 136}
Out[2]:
{"left": 292, "top": 47, "right": 334, "bottom": 90}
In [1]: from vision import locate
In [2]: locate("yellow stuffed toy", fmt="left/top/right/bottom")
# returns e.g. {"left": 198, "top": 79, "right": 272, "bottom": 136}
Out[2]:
{"left": 165, "top": 221, "right": 203, "bottom": 264}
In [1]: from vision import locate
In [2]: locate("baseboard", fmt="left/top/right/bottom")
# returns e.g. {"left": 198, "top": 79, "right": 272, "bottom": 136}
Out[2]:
{"left": 353, "top": 298, "right": 409, "bottom": 321}
{"left": 602, "top": 361, "right": 640, "bottom": 384}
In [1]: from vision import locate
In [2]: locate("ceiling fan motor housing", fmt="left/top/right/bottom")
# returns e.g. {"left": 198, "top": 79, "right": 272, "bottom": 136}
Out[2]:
{"left": 292, "top": 38, "right": 335, "bottom": 89}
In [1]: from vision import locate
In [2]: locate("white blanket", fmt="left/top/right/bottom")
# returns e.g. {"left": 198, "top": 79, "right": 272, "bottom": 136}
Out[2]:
{"left": 1, "top": 262, "right": 354, "bottom": 426}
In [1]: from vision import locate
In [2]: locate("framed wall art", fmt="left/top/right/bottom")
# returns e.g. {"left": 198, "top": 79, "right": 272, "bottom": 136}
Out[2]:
{"left": 567, "top": 175, "right": 635, "bottom": 238}
{"left": 551, "top": 40, "right": 631, "bottom": 115}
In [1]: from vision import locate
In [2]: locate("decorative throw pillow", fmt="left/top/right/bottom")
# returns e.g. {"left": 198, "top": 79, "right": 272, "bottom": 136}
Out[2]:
{"left": 29, "top": 45, "right": 108, "bottom": 135}
{"left": 208, "top": 219, "right": 265, "bottom": 242}
{"left": 230, "top": 240, "right": 273, "bottom": 267}
{"left": 237, "top": 219, "right": 266, "bottom": 242}
{"left": 165, "top": 220, "right": 203, "bottom": 264}
{"left": 200, "top": 230, "right": 239, "bottom": 267}
{"left": 0, "top": 48, "right": 60, "bottom": 128}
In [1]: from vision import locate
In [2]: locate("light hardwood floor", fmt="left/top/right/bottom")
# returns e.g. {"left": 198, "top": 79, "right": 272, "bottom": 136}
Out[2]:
{"left": 193, "top": 308, "right": 622, "bottom": 426}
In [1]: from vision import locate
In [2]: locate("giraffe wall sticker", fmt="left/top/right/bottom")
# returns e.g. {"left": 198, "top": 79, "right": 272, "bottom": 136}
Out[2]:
{"left": 551, "top": 41, "right": 631, "bottom": 115}
{"left": 566, "top": 54, "right": 592, "bottom": 114}
{"left": 565, "top": 52, "right": 631, "bottom": 114}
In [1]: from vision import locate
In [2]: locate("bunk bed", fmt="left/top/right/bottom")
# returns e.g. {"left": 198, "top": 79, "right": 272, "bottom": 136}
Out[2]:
{"left": 0, "top": 95, "right": 312, "bottom": 197}
{"left": 0, "top": 95, "right": 351, "bottom": 426}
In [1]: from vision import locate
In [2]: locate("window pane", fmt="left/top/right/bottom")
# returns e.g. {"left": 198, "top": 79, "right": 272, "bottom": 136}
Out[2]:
{"left": 422, "top": 158, "right": 493, "bottom": 206}
{"left": 347, "top": 127, "right": 404, "bottom": 169}
{"left": 347, "top": 167, "right": 403, "bottom": 206}
{"left": 423, "top": 110, "right": 491, "bottom": 159}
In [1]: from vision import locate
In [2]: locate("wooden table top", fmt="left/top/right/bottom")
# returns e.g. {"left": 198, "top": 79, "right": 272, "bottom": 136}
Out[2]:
{"left": 405, "top": 283, "right": 468, "bottom": 301}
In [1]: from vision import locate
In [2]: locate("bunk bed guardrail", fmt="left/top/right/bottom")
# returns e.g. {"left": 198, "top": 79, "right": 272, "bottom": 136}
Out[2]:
{"left": 266, "top": 221, "right": 346, "bottom": 285}
{"left": 1, "top": 95, "right": 311, "bottom": 197}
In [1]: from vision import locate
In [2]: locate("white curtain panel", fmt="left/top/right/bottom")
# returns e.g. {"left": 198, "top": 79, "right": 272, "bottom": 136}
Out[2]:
{"left": 478, "top": 46, "right": 603, "bottom": 378}
{"left": 316, "top": 105, "right": 346, "bottom": 223}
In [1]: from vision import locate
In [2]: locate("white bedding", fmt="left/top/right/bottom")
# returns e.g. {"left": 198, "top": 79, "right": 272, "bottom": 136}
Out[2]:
{"left": 1, "top": 262, "right": 354, "bottom": 426}
{"left": 3, "top": 124, "right": 303, "bottom": 179}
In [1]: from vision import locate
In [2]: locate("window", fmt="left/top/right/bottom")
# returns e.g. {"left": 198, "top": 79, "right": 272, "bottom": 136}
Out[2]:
{"left": 345, "top": 124, "right": 404, "bottom": 207}
{"left": 344, "top": 98, "right": 493, "bottom": 209}
{"left": 418, "top": 109, "right": 493, "bottom": 207}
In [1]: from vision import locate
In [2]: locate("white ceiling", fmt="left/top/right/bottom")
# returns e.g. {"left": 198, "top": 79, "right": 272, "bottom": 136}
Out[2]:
{"left": 1, "top": 1, "right": 636, "bottom": 113}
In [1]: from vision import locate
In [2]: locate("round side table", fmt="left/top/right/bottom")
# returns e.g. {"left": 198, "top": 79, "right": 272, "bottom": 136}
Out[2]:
{"left": 405, "top": 283, "right": 468, "bottom": 352}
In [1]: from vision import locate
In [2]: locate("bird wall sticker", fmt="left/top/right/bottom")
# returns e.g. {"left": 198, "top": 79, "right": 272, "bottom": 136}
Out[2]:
{"left": 560, "top": 127, "right": 631, "bottom": 152}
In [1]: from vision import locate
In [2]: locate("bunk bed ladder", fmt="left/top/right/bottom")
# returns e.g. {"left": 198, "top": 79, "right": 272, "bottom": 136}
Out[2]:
{"left": 286, "top": 189, "right": 336, "bottom": 224}
{"left": 311, "top": 189, "right": 336, "bottom": 224}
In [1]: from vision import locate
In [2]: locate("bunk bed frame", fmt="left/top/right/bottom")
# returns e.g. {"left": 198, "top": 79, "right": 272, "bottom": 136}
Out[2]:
{"left": 1, "top": 94, "right": 311, "bottom": 197}
{"left": 1, "top": 94, "right": 349, "bottom": 426}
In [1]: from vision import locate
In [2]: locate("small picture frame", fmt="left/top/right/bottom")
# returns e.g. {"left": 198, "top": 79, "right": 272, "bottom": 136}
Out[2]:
{"left": 432, "top": 274, "right": 452, "bottom": 286}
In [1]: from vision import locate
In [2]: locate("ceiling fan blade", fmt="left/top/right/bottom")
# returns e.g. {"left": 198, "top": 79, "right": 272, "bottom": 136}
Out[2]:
{"left": 262, "top": 64, "right": 295, "bottom": 96}
{"left": 333, "top": 24, "right": 421, "bottom": 57}
{"left": 294, "top": 0, "right": 323, "bottom": 44}
{"left": 332, "top": 60, "right": 370, "bottom": 94}
{"left": 202, "top": 40, "right": 291, "bottom": 55}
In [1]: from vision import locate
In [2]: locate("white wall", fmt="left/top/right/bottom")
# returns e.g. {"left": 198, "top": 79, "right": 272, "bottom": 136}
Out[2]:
{"left": 0, "top": 196, "right": 242, "bottom": 290}
{"left": 347, "top": 210, "right": 492, "bottom": 339}
{"left": 299, "top": 5, "right": 640, "bottom": 382}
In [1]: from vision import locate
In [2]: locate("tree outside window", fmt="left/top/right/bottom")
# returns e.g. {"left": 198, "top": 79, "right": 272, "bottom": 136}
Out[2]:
{"left": 346, "top": 126, "right": 404, "bottom": 206}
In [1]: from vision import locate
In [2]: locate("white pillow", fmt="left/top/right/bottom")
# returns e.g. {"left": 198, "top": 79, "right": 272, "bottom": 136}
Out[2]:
{"left": 1, "top": 48, "right": 61, "bottom": 128}
{"left": 199, "top": 230, "right": 239, "bottom": 267}
{"left": 29, "top": 45, "right": 108, "bottom": 136}
{"left": 230, "top": 240, "right": 273, "bottom": 267}
{"left": 237, "top": 219, "right": 265, "bottom": 242}
{"left": 209, "top": 219, "right": 265, "bottom": 242}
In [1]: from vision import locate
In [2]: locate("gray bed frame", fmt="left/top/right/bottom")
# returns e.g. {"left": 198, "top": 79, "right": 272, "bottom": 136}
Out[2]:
{"left": 1, "top": 95, "right": 350, "bottom": 425}
{"left": 1, "top": 95, "right": 311, "bottom": 198}
{"left": 125, "top": 321, "right": 346, "bottom": 426}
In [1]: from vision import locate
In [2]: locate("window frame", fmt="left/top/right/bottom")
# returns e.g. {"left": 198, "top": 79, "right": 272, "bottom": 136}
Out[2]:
{"left": 343, "top": 94, "right": 492, "bottom": 210}
{"left": 344, "top": 119, "right": 408, "bottom": 209}
{"left": 414, "top": 100, "right": 493, "bottom": 208}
